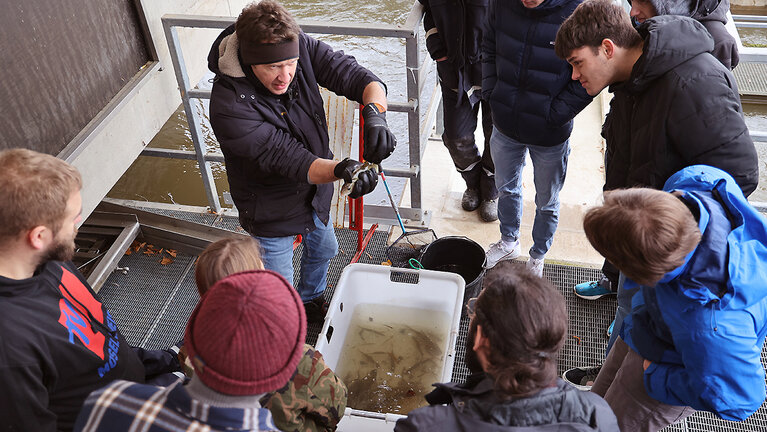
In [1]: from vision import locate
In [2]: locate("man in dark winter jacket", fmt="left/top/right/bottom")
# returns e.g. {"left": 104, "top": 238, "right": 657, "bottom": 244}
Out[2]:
{"left": 583, "top": 165, "right": 767, "bottom": 430}
{"left": 419, "top": 0, "right": 498, "bottom": 221}
{"left": 572, "top": 0, "right": 738, "bottom": 328}
{"left": 482, "top": 0, "right": 593, "bottom": 277}
{"left": 0, "top": 149, "right": 149, "bottom": 432}
{"left": 554, "top": 0, "right": 757, "bottom": 388}
{"left": 394, "top": 260, "right": 618, "bottom": 431}
{"left": 629, "top": 0, "right": 737, "bottom": 69}
{"left": 209, "top": 1, "right": 396, "bottom": 322}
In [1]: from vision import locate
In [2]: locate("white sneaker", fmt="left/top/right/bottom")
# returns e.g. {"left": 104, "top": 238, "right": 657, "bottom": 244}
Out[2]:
{"left": 485, "top": 240, "right": 521, "bottom": 268}
{"left": 526, "top": 256, "right": 545, "bottom": 278}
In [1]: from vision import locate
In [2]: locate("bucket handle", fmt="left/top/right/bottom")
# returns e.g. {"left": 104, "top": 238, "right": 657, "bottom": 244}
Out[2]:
{"left": 408, "top": 258, "right": 424, "bottom": 269}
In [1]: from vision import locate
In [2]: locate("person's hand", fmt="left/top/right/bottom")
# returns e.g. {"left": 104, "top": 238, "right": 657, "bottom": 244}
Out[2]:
{"left": 334, "top": 158, "right": 379, "bottom": 198}
{"left": 361, "top": 103, "right": 396, "bottom": 164}
{"left": 435, "top": 56, "right": 448, "bottom": 62}
{"left": 349, "top": 169, "right": 378, "bottom": 198}
{"left": 334, "top": 157, "right": 361, "bottom": 183}
{"left": 643, "top": 359, "right": 652, "bottom": 371}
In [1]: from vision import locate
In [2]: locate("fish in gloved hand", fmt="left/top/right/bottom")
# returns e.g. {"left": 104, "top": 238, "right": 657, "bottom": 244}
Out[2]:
{"left": 335, "top": 158, "right": 379, "bottom": 198}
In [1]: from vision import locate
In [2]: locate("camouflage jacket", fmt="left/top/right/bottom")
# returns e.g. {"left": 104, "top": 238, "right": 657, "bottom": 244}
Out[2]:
{"left": 261, "top": 344, "right": 348, "bottom": 432}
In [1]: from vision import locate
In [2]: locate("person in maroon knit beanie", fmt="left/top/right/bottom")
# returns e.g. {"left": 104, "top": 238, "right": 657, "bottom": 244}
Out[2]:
{"left": 75, "top": 270, "right": 306, "bottom": 431}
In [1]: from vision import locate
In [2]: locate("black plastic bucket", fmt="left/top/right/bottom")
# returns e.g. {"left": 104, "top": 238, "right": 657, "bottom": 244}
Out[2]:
{"left": 419, "top": 236, "right": 486, "bottom": 302}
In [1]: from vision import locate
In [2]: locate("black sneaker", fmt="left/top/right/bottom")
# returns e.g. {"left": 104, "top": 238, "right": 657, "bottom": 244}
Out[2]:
{"left": 303, "top": 296, "right": 329, "bottom": 323}
{"left": 562, "top": 365, "right": 602, "bottom": 391}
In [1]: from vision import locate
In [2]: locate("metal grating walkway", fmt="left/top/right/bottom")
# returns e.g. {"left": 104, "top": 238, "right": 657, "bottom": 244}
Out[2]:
{"left": 734, "top": 62, "right": 767, "bottom": 98}
{"left": 99, "top": 207, "right": 767, "bottom": 431}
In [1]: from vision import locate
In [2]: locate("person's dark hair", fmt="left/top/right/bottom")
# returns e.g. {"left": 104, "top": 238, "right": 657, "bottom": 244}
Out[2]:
{"left": 235, "top": 0, "right": 300, "bottom": 45}
{"left": 583, "top": 189, "right": 701, "bottom": 286}
{"left": 474, "top": 261, "right": 567, "bottom": 398}
{"left": 555, "top": 0, "right": 643, "bottom": 59}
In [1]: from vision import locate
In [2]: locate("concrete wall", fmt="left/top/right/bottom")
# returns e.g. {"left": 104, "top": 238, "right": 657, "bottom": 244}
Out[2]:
{"left": 68, "top": 0, "right": 250, "bottom": 220}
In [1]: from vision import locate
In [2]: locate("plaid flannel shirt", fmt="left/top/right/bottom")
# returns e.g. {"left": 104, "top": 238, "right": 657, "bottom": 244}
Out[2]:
{"left": 74, "top": 380, "right": 279, "bottom": 432}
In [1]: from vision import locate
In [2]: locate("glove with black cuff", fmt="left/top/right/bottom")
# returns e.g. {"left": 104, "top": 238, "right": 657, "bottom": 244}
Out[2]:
{"left": 361, "top": 103, "right": 396, "bottom": 164}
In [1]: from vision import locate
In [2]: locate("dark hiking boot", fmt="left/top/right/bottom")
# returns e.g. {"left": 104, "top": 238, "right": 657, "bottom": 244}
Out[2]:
{"left": 479, "top": 198, "right": 498, "bottom": 222}
{"left": 478, "top": 168, "right": 498, "bottom": 222}
{"left": 303, "top": 296, "right": 329, "bottom": 323}
{"left": 462, "top": 188, "right": 481, "bottom": 211}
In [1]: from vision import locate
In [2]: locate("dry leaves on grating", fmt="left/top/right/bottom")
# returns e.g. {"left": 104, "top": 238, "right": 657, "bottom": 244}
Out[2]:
{"left": 158, "top": 248, "right": 178, "bottom": 265}
{"left": 125, "top": 241, "right": 177, "bottom": 265}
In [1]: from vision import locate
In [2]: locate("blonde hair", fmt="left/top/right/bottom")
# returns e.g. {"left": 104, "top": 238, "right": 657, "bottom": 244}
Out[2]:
{"left": 0, "top": 149, "right": 82, "bottom": 242}
{"left": 194, "top": 237, "right": 264, "bottom": 296}
{"left": 583, "top": 189, "right": 701, "bottom": 286}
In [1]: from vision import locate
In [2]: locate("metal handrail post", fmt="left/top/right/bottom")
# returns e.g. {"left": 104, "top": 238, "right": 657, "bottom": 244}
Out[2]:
{"left": 405, "top": 22, "right": 422, "bottom": 218}
{"left": 162, "top": 23, "right": 222, "bottom": 213}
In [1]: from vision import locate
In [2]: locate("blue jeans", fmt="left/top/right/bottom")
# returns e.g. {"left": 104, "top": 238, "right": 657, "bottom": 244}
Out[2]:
{"left": 254, "top": 212, "right": 338, "bottom": 302}
{"left": 606, "top": 272, "right": 640, "bottom": 355}
{"left": 489, "top": 127, "right": 570, "bottom": 259}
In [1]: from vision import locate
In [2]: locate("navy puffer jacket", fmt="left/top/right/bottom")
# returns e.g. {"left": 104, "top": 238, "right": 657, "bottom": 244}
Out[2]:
{"left": 482, "top": 0, "right": 591, "bottom": 146}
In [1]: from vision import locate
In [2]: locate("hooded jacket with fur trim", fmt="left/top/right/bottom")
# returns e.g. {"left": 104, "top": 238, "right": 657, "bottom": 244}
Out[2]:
{"left": 208, "top": 25, "right": 381, "bottom": 237}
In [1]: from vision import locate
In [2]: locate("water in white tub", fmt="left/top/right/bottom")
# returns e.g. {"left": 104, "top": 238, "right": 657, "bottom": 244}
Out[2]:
{"left": 335, "top": 303, "right": 451, "bottom": 415}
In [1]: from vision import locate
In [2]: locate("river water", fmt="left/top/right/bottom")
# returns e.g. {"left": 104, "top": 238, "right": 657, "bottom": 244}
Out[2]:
{"left": 108, "top": 3, "right": 767, "bottom": 205}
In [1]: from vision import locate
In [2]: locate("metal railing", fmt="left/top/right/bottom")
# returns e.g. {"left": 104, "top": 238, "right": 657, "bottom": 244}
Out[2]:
{"left": 153, "top": 4, "right": 767, "bottom": 221}
{"left": 153, "top": 2, "right": 439, "bottom": 226}
{"left": 731, "top": 13, "right": 767, "bottom": 145}
{"left": 734, "top": 14, "right": 767, "bottom": 29}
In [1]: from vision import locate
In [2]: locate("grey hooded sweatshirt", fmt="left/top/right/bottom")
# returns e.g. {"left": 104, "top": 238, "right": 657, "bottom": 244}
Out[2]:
{"left": 635, "top": 0, "right": 738, "bottom": 68}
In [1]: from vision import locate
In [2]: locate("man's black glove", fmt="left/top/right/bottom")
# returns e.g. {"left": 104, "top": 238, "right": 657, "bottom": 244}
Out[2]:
{"left": 334, "top": 158, "right": 378, "bottom": 199}
{"left": 362, "top": 103, "right": 396, "bottom": 164}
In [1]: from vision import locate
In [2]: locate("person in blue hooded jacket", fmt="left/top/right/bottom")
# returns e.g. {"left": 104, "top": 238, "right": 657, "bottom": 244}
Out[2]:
{"left": 482, "top": 0, "right": 593, "bottom": 276}
{"left": 582, "top": 165, "right": 767, "bottom": 431}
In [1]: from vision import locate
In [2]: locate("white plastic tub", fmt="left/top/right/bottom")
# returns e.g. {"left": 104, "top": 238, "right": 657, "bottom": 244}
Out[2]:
{"left": 315, "top": 263, "right": 465, "bottom": 431}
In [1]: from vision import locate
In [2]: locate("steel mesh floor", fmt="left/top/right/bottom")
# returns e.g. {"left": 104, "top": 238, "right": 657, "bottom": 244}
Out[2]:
{"left": 99, "top": 251, "right": 199, "bottom": 350}
{"left": 734, "top": 62, "right": 767, "bottom": 97}
{"left": 98, "top": 207, "right": 767, "bottom": 431}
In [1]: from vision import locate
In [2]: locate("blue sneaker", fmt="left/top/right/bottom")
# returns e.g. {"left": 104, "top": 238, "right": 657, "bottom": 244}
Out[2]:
{"left": 573, "top": 277, "right": 616, "bottom": 300}
{"left": 607, "top": 319, "right": 615, "bottom": 338}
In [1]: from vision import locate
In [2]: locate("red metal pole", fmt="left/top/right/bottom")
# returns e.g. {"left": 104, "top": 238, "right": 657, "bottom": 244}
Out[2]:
{"left": 351, "top": 223, "right": 379, "bottom": 264}
{"left": 350, "top": 104, "right": 366, "bottom": 251}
